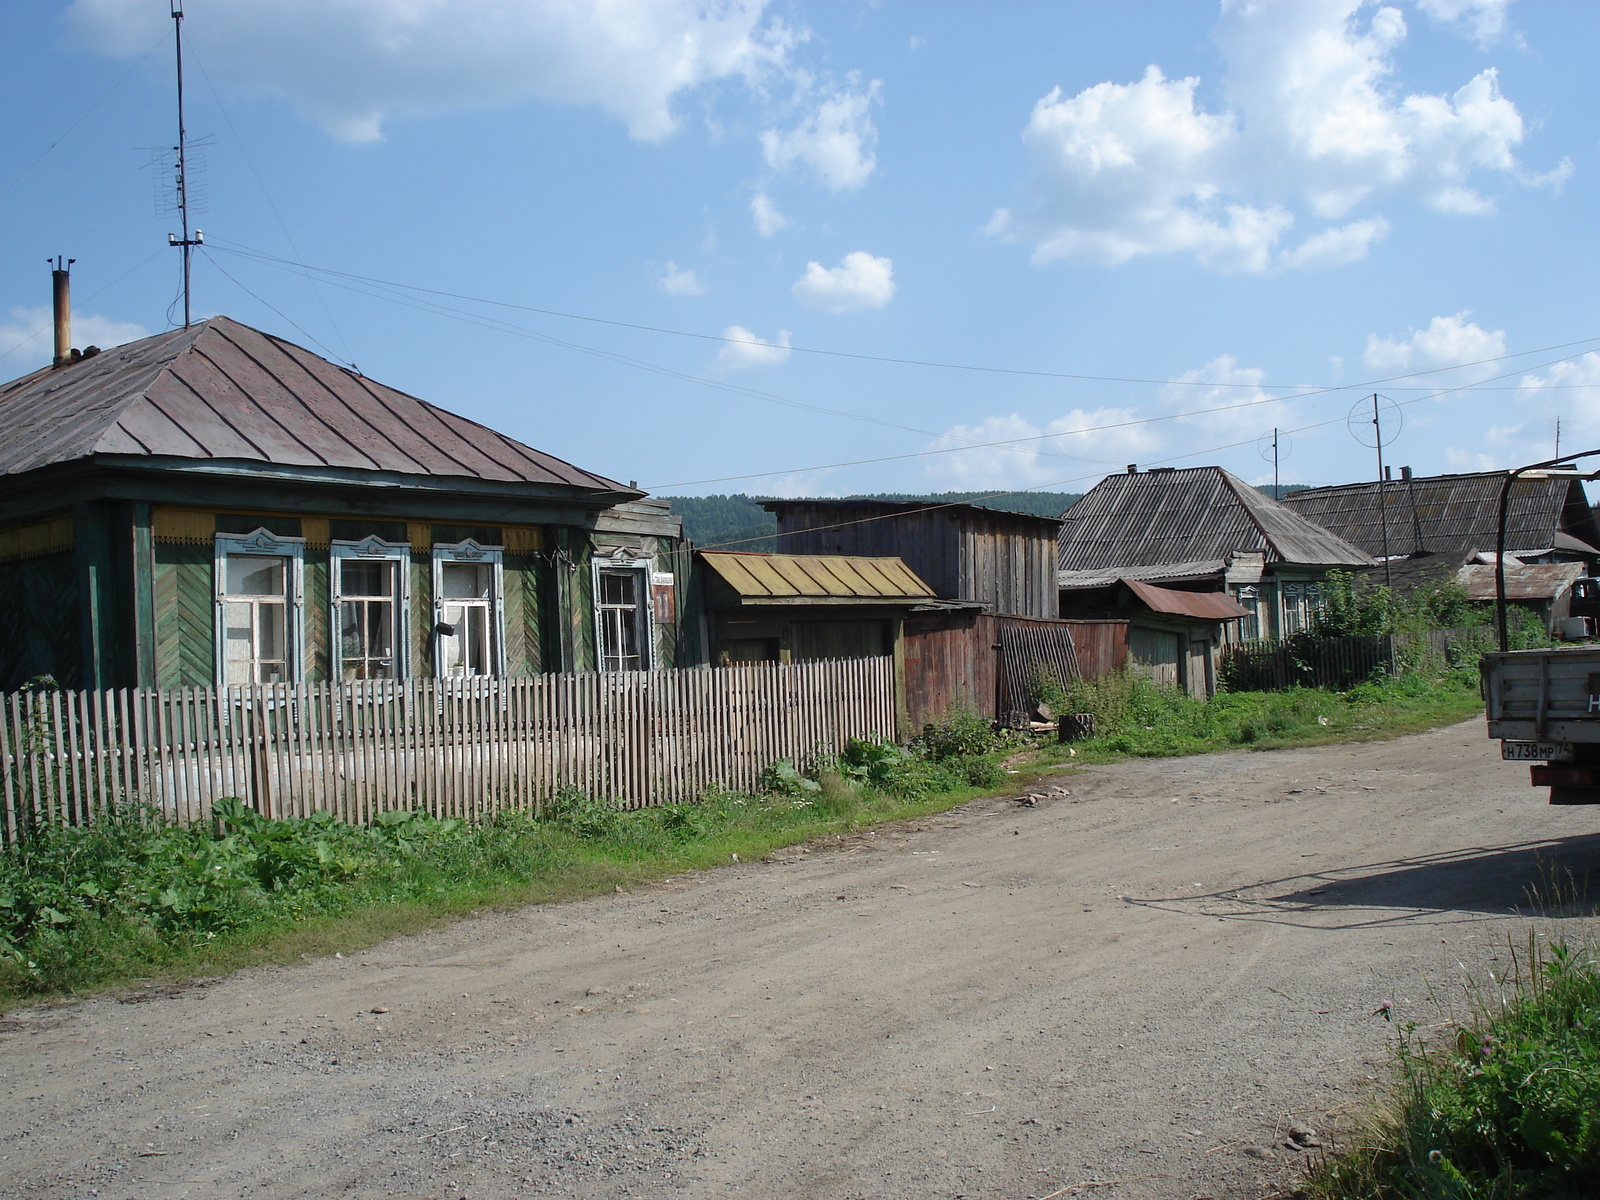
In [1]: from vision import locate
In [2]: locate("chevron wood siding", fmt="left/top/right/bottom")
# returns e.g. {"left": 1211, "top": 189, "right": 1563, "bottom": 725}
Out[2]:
{"left": 503, "top": 555, "right": 544, "bottom": 675}
{"left": 304, "top": 558, "right": 330, "bottom": 681}
{"left": 0, "top": 554, "right": 79, "bottom": 689}
{"left": 154, "top": 544, "right": 213, "bottom": 687}
{"left": 410, "top": 556, "right": 432, "bottom": 678}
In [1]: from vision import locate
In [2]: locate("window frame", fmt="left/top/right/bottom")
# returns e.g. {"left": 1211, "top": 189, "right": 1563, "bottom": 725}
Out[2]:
{"left": 330, "top": 536, "right": 412, "bottom": 681}
{"left": 431, "top": 539, "right": 506, "bottom": 678}
{"left": 592, "top": 555, "right": 654, "bottom": 673}
{"left": 214, "top": 528, "right": 306, "bottom": 686}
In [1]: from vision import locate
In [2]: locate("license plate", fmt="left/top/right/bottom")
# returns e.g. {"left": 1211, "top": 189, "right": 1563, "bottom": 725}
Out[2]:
{"left": 1502, "top": 741, "right": 1575, "bottom": 761}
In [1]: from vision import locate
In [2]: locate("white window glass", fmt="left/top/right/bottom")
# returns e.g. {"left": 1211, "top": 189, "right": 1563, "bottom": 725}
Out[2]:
{"left": 597, "top": 568, "right": 648, "bottom": 671}
{"left": 439, "top": 562, "right": 493, "bottom": 677}
{"left": 1282, "top": 582, "right": 1306, "bottom": 635}
{"left": 220, "top": 555, "right": 290, "bottom": 684}
{"left": 338, "top": 558, "right": 398, "bottom": 680}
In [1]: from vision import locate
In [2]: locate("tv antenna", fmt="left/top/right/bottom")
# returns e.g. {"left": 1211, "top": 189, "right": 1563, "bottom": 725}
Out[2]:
{"left": 1347, "top": 394, "right": 1402, "bottom": 588}
{"left": 166, "top": 1, "right": 203, "bottom": 327}
{"left": 1256, "top": 428, "right": 1292, "bottom": 496}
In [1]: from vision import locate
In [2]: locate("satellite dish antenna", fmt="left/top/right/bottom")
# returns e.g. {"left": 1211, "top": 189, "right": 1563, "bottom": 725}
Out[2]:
{"left": 1347, "top": 395, "right": 1402, "bottom": 587}
{"left": 1256, "top": 428, "right": 1292, "bottom": 495}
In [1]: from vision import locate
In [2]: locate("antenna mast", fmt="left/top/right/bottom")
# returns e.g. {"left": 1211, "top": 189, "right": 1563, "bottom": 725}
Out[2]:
{"left": 167, "top": 1, "right": 202, "bottom": 327}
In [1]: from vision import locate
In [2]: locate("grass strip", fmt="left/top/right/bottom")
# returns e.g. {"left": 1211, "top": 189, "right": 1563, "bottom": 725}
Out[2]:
{"left": 1305, "top": 934, "right": 1600, "bottom": 1199}
{"left": 0, "top": 675, "right": 1486, "bottom": 1010}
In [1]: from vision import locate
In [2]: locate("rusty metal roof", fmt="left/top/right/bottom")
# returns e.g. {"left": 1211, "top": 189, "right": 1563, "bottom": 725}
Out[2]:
{"left": 1457, "top": 562, "right": 1586, "bottom": 603}
{"left": 1285, "top": 471, "right": 1600, "bottom": 559}
{"left": 0, "top": 316, "right": 634, "bottom": 495}
{"left": 1123, "top": 578, "right": 1252, "bottom": 620}
{"left": 699, "top": 551, "right": 938, "bottom": 604}
{"left": 1058, "top": 467, "right": 1372, "bottom": 571}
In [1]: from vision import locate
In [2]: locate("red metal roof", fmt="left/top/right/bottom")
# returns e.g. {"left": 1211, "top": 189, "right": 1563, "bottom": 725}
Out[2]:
{"left": 1123, "top": 578, "right": 1252, "bottom": 620}
{"left": 0, "top": 316, "right": 633, "bottom": 495}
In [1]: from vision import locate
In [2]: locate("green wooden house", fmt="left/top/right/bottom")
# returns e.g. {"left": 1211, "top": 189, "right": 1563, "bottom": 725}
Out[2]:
{"left": 0, "top": 316, "right": 692, "bottom": 690}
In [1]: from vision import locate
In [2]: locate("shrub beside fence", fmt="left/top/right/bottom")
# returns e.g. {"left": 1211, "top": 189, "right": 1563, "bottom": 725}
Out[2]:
{"left": 0, "top": 658, "right": 896, "bottom": 844}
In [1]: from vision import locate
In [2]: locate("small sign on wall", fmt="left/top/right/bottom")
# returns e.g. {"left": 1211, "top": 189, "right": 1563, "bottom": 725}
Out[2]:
{"left": 651, "top": 571, "right": 676, "bottom": 623}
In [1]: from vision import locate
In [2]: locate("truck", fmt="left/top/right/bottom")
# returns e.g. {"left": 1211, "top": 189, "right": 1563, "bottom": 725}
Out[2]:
{"left": 1482, "top": 645, "right": 1600, "bottom": 804}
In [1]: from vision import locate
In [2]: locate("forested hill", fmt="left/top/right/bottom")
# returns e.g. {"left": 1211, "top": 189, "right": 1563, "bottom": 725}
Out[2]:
{"left": 666, "top": 492, "right": 1085, "bottom": 552}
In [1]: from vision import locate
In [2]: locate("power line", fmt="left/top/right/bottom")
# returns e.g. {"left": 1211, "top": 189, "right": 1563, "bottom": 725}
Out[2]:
{"left": 652, "top": 345, "right": 1600, "bottom": 492}
{"left": 207, "top": 238, "right": 1600, "bottom": 394}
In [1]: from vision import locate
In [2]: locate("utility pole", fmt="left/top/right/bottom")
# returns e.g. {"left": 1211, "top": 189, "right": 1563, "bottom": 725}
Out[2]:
{"left": 1271, "top": 427, "right": 1280, "bottom": 496}
{"left": 1373, "top": 394, "right": 1391, "bottom": 589}
{"left": 167, "top": 1, "right": 202, "bottom": 327}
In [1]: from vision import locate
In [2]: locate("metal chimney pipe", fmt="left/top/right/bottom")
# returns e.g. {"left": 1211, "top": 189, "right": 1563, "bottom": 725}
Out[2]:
{"left": 50, "top": 257, "right": 73, "bottom": 367}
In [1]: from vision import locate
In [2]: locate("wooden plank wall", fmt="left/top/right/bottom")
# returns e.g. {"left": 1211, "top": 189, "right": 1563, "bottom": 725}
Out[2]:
{"left": 902, "top": 613, "right": 998, "bottom": 730}
{"left": 0, "top": 658, "right": 895, "bottom": 842}
{"left": 1059, "top": 620, "right": 1130, "bottom": 680}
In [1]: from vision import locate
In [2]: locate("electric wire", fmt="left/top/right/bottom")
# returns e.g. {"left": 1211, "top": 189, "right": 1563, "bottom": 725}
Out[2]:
{"left": 0, "top": 36, "right": 166, "bottom": 205}
{"left": 202, "top": 249, "right": 352, "bottom": 366}
{"left": 206, "top": 237, "right": 1600, "bottom": 393}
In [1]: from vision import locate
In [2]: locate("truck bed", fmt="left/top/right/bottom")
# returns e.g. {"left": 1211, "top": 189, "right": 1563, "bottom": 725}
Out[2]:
{"left": 1482, "top": 647, "right": 1600, "bottom": 743}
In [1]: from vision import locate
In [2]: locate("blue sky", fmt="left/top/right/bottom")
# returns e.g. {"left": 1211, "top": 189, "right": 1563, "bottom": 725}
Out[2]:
{"left": 2, "top": 0, "right": 1597, "bottom": 501}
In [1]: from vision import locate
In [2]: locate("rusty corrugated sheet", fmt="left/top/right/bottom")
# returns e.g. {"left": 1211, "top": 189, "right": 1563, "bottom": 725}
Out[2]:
{"left": 699, "top": 550, "right": 937, "bottom": 601}
{"left": 1457, "top": 562, "right": 1585, "bottom": 602}
{"left": 0, "top": 316, "right": 633, "bottom": 493}
{"left": 1123, "top": 578, "right": 1251, "bottom": 619}
{"left": 1285, "top": 471, "right": 1600, "bottom": 559}
{"left": 1058, "top": 467, "right": 1372, "bottom": 572}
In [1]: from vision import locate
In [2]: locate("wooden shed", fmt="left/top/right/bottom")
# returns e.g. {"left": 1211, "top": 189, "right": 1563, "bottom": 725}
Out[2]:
{"left": 764, "top": 498, "right": 1060, "bottom": 618}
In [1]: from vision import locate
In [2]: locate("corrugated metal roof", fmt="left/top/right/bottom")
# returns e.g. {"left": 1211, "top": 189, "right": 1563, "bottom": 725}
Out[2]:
{"left": 1058, "top": 467, "right": 1372, "bottom": 572}
{"left": 1059, "top": 559, "right": 1229, "bottom": 590}
{"left": 0, "top": 316, "right": 633, "bottom": 495}
{"left": 1123, "top": 578, "right": 1252, "bottom": 619}
{"left": 1285, "top": 471, "right": 1600, "bottom": 559}
{"left": 1458, "top": 562, "right": 1586, "bottom": 602}
{"left": 700, "top": 551, "right": 937, "bottom": 602}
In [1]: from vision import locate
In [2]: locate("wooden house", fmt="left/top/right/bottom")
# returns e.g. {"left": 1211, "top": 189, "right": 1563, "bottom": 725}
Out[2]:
{"left": 1284, "top": 469, "right": 1600, "bottom": 565}
{"left": 0, "top": 316, "right": 691, "bottom": 690}
{"left": 1058, "top": 466, "right": 1373, "bottom": 640}
{"left": 763, "top": 498, "right": 1060, "bottom": 618}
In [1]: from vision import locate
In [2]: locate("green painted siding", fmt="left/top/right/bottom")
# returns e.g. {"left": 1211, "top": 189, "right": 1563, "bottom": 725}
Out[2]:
{"left": 0, "top": 553, "right": 80, "bottom": 689}
{"left": 304, "top": 556, "right": 330, "bottom": 681}
{"left": 410, "top": 556, "right": 432, "bottom": 678}
{"left": 502, "top": 555, "right": 544, "bottom": 675}
{"left": 154, "top": 543, "right": 212, "bottom": 687}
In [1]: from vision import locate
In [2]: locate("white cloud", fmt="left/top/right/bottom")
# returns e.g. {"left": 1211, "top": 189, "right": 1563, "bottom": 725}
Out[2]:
{"left": 716, "top": 324, "right": 791, "bottom": 369}
{"left": 1163, "top": 354, "right": 1299, "bottom": 442}
{"left": 750, "top": 192, "right": 790, "bottom": 237}
{"left": 791, "top": 251, "right": 895, "bottom": 313}
{"left": 69, "top": 0, "right": 792, "bottom": 143}
{"left": 760, "top": 77, "right": 880, "bottom": 190}
{"left": 1363, "top": 311, "right": 1506, "bottom": 388}
{"left": 1518, "top": 352, "right": 1600, "bottom": 440}
{"left": 1416, "top": 0, "right": 1510, "bottom": 47}
{"left": 992, "top": 0, "right": 1551, "bottom": 273}
{"left": 0, "top": 306, "right": 148, "bottom": 374}
{"left": 924, "top": 409, "right": 1164, "bottom": 488}
{"left": 658, "top": 261, "right": 705, "bottom": 296}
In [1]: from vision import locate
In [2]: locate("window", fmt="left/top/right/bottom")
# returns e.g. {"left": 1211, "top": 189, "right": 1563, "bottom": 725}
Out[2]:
{"left": 433, "top": 540, "right": 505, "bottom": 678}
{"left": 215, "top": 529, "right": 305, "bottom": 686}
{"left": 1279, "top": 581, "right": 1323, "bottom": 636}
{"left": 331, "top": 538, "right": 410, "bottom": 680}
{"left": 594, "top": 558, "right": 652, "bottom": 672}
{"left": 1233, "top": 585, "right": 1261, "bottom": 640}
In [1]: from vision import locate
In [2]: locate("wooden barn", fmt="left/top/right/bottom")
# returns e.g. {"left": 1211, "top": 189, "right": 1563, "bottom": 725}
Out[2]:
{"left": 763, "top": 498, "right": 1060, "bottom": 618}
{"left": 0, "top": 316, "right": 692, "bottom": 690}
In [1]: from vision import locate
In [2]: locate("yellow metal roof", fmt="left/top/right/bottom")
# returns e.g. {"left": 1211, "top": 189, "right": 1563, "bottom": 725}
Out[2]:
{"left": 699, "top": 551, "right": 938, "bottom": 603}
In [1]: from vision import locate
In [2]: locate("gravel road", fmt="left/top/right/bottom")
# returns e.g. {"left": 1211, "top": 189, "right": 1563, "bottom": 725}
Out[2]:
{"left": 4, "top": 717, "right": 1598, "bottom": 1200}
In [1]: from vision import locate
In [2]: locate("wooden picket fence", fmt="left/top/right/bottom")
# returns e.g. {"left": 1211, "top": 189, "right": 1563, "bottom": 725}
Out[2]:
{"left": 0, "top": 658, "right": 895, "bottom": 843}
{"left": 1219, "top": 634, "right": 1397, "bottom": 692}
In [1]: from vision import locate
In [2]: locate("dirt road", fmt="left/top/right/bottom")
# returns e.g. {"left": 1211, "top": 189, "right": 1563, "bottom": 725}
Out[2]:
{"left": 4, "top": 718, "right": 1598, "bottom": 1200}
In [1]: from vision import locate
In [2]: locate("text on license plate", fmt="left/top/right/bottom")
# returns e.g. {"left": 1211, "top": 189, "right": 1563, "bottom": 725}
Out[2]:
{"left": 1502, "top": 741, "right": 1574, "bottom": 761}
